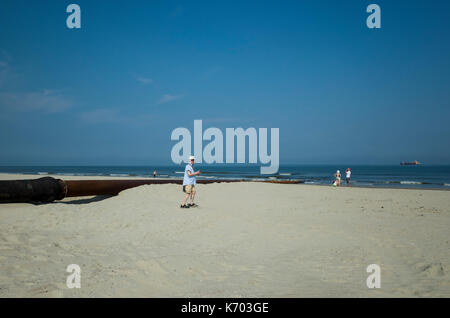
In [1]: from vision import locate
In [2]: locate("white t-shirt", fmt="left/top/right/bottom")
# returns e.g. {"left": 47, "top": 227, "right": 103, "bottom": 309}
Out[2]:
{"left": 346, "top": 171, "right": 351, "bottom": 178}
{"left": 183, "top": 164, "right": 196, "bottom": 185}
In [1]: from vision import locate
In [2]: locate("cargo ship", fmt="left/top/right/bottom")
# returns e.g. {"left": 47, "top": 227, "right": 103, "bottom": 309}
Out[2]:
{"left": 400, "top": 160, "right": 421, "bottom": 166}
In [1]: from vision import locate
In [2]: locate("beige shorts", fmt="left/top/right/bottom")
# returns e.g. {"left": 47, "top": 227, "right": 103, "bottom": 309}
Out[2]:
{"left": 183, "top": 185, "right": 196, "bottom": 194}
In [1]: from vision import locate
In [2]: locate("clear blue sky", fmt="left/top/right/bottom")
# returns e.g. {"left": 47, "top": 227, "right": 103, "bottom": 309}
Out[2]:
{"left": 1, "top": 0, "right": 449, "bottom": 165}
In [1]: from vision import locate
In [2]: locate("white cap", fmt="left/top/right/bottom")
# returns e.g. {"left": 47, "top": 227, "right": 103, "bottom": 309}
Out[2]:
{"left": 189, "top": 155, "right": 195, "bottom": 160}
{"left": 337, "top": 170, "right": 340, "bottom": 173}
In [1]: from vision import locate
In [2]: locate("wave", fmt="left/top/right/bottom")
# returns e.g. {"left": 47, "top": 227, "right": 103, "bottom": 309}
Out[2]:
{"left": 374, "top": 180, "right": 428, "bottom": 185}
{"left": 400, "top": 181, "right": 423, "bottom": 185}
{"left": 109, "top": 174, "right": 130, "bottom": 177}
{"left": 37, "top": 172, "right": 49, "bottom": 175}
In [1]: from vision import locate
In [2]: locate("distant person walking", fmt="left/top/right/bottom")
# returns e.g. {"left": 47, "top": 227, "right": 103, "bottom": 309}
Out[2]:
{"left": 345, "top": 168, "right": 351, "bottom": 186}
{"left": 153, "top": 169, "right": 157, "bottom": 177}
{"left": 180, "top": 155, "right": 201, "bottom": 208}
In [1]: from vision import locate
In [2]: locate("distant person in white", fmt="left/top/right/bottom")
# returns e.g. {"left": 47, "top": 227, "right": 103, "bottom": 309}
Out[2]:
{"left": 180, "top": 155, "right": 201, "bottom": 208}
{"left": 345, "top": 168, "right": 351, "bottom": 186}
{"left": 334, "top": 170, "right": 341, "bottom": 187}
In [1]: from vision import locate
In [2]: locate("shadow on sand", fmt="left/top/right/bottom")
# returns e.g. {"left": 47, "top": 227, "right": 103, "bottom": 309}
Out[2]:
{"left": 28, "top": 195, "right": 115, "bottom": 205}
{"left": 57, "top": 195, "right": 115, "bottom": 205}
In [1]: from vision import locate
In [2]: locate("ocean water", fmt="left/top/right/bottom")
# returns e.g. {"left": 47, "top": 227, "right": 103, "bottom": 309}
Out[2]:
{"left": 0, "top": 165, "right": 450, "bottom": 189}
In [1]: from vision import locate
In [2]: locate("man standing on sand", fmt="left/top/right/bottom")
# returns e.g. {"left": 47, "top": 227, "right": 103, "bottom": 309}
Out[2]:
{"left": 180, "top": 155, "right": 201, "bottom": 208}
{"left": 345, "top": 168, "right": 351, "bottom": 186}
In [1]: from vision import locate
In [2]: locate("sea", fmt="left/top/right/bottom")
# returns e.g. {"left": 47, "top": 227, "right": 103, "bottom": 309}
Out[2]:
{"left": 1, "top": 165, "right": 450, "bottom": 189}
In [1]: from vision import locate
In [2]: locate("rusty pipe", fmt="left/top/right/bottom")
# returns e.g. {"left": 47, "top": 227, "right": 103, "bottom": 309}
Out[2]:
{"left": 0, "top": 177, "right": 67, "bottom": 203}
{"left": 0, "top": 177, "right": 302, "bottom": 203}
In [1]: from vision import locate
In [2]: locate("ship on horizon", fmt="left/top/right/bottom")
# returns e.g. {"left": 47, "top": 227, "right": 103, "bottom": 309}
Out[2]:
{"left": 400, "top": 160, "right": 421, "bottom": 166}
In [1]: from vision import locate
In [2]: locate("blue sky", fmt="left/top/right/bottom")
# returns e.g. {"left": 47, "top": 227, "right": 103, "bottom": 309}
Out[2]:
{"left": 0, "top": 0, "right": 449, "bottom": 165}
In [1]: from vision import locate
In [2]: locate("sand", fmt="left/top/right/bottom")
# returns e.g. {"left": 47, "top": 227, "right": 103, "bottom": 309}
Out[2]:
{"left": 0, "top": 173, "right": 449, "bottom": 297}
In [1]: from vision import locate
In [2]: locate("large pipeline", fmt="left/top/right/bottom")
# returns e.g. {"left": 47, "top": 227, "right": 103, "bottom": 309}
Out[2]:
{"left": 0, "top": 177, "right": 302, "bottom": 203}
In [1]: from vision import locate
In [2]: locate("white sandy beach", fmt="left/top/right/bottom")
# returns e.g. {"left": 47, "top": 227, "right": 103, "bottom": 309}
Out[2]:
{"left": 0, "top": 173, "right": 449, "bottom": 297}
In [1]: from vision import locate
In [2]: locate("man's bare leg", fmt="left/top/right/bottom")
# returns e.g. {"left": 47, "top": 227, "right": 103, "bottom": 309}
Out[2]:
{"left": 181, "top": 193, "right": 190, "bottom": 206}
{"left": 190, "top": 192, "right": 196, "bottom": 205}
